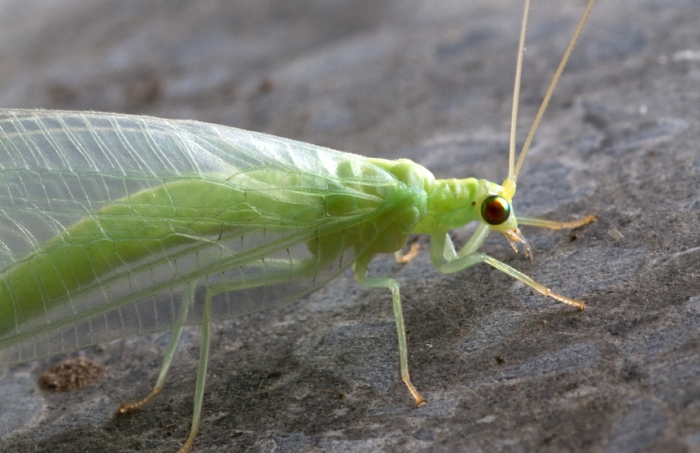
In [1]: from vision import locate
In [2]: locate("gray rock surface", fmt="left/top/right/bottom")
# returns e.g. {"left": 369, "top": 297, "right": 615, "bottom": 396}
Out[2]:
{"left": 1, "top": 0, "right": 699, "bottom": 452}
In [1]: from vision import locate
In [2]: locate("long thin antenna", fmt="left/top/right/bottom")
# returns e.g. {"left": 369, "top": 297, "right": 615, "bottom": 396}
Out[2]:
{"left": 511, "top": 0, "right": 597, "bottom": 182}
{"left": 507, "top": 0, "right": 532, "bottom": 183}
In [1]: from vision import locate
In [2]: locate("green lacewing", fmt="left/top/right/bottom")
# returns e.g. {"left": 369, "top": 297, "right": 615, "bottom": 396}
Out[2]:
{"left": 0, "top": 0, "right": 596, "bottom": 451}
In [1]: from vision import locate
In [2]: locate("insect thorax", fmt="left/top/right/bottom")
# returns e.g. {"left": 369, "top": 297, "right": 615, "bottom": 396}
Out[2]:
{"left": 367, "top": 157, "right": 508, "bottom": 236}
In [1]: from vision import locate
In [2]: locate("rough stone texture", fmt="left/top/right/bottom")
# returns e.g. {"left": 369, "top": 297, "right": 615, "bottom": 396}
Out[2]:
{"left": 0, "top": 0, "right": 699, "bottom": 452}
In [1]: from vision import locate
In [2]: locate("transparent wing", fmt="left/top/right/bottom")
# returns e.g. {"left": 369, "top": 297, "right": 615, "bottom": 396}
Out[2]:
{"left": 0, "top": 109, "right": 408, "bottom": 367}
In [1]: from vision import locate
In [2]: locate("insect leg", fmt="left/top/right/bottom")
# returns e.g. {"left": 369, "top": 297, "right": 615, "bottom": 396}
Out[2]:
{"left": 353, "top": 259, "right": 427, "bottom": 407}
{"left": 430, "top": 234, "right": 585, "bottom": 310}
{"left": 394, "top": 241, "right": 420, "bottom": 264}
{"left": 179, "top": 282, "right": 213, "bottom": 453}
{"left": 455, "top": 223, "right": 491, "bottom": 259}
{"left": 172, "top": 256, "right": 337, "bottom": 451}
{"left": 119, "top": 281, "right": 196, "bottom": 414}
{"left": 438, "top": 224, "right": 492, "bottom": 264}
{"left": 517, "top": 214, "right": 597, "bottom": 230}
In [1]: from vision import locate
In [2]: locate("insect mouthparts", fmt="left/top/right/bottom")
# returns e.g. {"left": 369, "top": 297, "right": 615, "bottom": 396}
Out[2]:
{"left": 506, "top": 228, "right": 535, "bottom": 262}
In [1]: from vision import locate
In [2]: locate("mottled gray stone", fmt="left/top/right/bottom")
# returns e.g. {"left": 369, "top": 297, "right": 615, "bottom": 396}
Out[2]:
{"left": 1, "top": 0, "right": 700, "bottom": 452}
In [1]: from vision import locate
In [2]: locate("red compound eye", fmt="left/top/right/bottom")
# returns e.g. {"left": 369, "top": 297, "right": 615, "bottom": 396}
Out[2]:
{"left": 481, "top": 195, "right": 511, "bottom": 226}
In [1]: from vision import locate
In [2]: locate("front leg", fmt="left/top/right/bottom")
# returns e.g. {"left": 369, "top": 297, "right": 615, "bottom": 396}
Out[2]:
{"left": 429, "top": 233, "right": 585, "bottom": 310}
{"left": 517, "top": 214, "right": 597, "bottom": 230}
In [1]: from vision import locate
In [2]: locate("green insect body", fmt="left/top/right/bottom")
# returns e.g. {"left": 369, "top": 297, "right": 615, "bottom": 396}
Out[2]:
{"left": 0, "top": 167, "right": 406, "bottom": 333}
{"left": 0, "top": 117, "right": 422, "bottom": 361}
{"left": 0, "top": 0, "right": 598, "bottom": 451}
